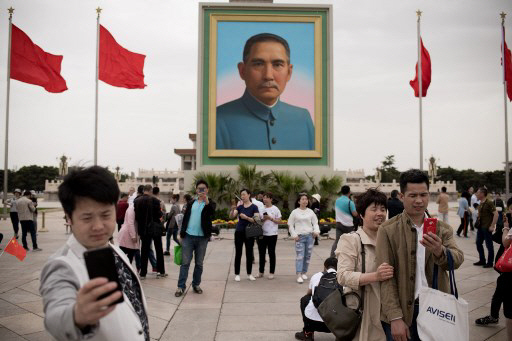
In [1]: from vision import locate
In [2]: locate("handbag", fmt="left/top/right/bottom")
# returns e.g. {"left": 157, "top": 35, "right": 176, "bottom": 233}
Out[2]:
{"left": 174, "top": 245, "right": 182, "bottom": 266}
{"left": 317, "top": 233, "right": 365, "bottom": 340}
{"left": 145, "top": 199, "right": 166, "bottom": 237}
{"left": 417, "top": 249, "right": 469, "bottom": 341}
{"left": 245, "top": 222, "right": 263, "bottom": 239}
{"left": 495, "top": 245, "right": 512, "bottom": 272}
{"left": 348, "top": 201, "right": 360, "bottom": 230}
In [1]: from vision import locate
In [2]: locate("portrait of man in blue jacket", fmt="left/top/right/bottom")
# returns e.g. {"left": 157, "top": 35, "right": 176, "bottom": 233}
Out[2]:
{"left": 216, "top": 33, "right": 315, "bottom": 151}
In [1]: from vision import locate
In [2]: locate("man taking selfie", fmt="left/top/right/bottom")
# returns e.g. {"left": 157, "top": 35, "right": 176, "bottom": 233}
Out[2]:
{"left": 39, "top": 166, "right": 149, "bottom": 341}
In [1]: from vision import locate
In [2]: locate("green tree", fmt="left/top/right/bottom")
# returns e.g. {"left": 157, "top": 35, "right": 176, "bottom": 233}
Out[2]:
{"left": 380, "top": 155, "right": 401, "bottom": 182}
{"left": 12, "top": 165, "right": 59, "bottom": 192}
{"left": 318, "top": 175, "right": 343, "bottom": 210}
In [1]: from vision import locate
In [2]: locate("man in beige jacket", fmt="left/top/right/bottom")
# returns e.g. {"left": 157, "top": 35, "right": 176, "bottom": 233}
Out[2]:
{"left": 17, "top": 190, "right": 41, "bottom": 251}
{"left": 376, "top": 169, "right": 463, "bottom": 341}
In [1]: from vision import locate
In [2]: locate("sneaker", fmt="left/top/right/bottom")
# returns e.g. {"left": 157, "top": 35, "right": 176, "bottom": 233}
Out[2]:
{"left": 152, "top": 268, "right": 158, "bottom": 273}
{"left": 297, "top": 276, "right": 304, "bottom": 284}
{"left": 248, "top": 275, "right": 256, "bottom": 281}
{"left": 483, "top": 264, "right": 493, "bottom": 268}
{"left": 32, "top": 248, "right": 42, "bottom": 252}
{"left": 192, "top": 286, "right": 203, "bottom": 294}
{"left": 301, "top": 274, "right": 308, "bottom": 280}
{"left": 175, "top": 288, "right": 184, "bottom": 297}
{"left": 163, "top": 251, "right": 170, "bottom": 256}
{"left": 255, "top": 273, "right": 264, "bottom": 278}
{"left": 473, "top": 261, "right": 485, "bottom": 266}
{"left": 268, "top": 274, "right": 274, "bottom": 280}
{"left": 475, "top": 315, "right": 499, "bottom": 325}
{"left": 15, "top": 234, "right": 19, "bottom": 239}
{"left": 295, "top": 330, "right": 314, "bottom": 340}
{"left": 156, "top": 273, "right": 168, "bottom": 278}
{"left": 235, "top": 275, "right": 241, "bottom": 282}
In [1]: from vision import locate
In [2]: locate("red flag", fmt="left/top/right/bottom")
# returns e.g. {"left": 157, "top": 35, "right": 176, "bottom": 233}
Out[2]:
{"left": 410, "top": 39, "right": 432, "bottom": 97}
{"left": 503, "top": 29, "right": 512, "bottom": 102}
{"left": 4, "top": 237, "right": 27, "bottom": 261}
{"left": 99, "top": 25, "right": 146, "bottom": 89}
{"left": 10, "top": 24, "right": 68, "bottom": 93}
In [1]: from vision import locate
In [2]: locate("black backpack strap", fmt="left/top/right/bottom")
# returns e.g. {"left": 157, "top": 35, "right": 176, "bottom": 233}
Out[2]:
{"left": 355, "top": 232, "right": 366, "bottom": 310}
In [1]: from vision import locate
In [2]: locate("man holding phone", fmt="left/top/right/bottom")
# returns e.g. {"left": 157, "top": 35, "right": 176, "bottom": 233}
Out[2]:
{"left": 175, "top": 179, "right": 216, "bottom": 297}
{"left": 376, "top": 169, "right": 463, "bottom": 341}
{"left": 39, "top": 166, "right": 149, "bottom": 341}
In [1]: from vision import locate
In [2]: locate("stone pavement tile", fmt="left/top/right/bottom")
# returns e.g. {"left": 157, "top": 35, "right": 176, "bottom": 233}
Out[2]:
{"left": 462, "top": 286, "right": 497, "bottom": 312}
{"left": 18, "top": 280, "right": 42, "bottom": 297}
{"left": 0, "top": 327, "right": 26, "bottom": 340}
{"left": 146, "top": 297, "right": 178, "bottom": 321}
{"left": 0, "top": 278, "right": 31, "bottom": 294}
{"left": 458, "top": 279, "right": 497, "bottom": 295}
{"left": 0, "top": 312, "right": 45, "bottom": 335}
{"left": 160, "top": 309, "right": 219, "bottom": 341}
{"left": 469, "top": 306, "right": 506, "bottom": 341}
{"left": 221, "top": 302, "right": 297, "bottom": 316}
{"left": 216, "top": 330, "right": 335, "bottom": 341}
{"left": 201, "top": 264, "right": 230, "bottom": 281}
{"left": 217, "top": 314, "right": 302, "bottom": 332}
{"left": 0, "top": 288, "right": 42, "bottom": 305}
{"left": 149, "top": 315, "right": 168, "bottom": 340}
{"left": 225, "top": 275, "right": 306, "bottom": 293}
{"left": 0, "top": 298, "right": 27, "bottom": 318}
{"left": 485, "top": 328, "right": 508, "bottom": 341}
{"left": 18, "top": 300, "right": 45, "bottom": 318}
{"left": 142, "top": 282, "right": 182, "bottom": 305}
{"left": 179, "top": 280, "right": 225, "bottom": 310}
{"left": 223, "top": 290, "right": 301, "bottom": 303}
{"left": 23, "top": 330, "right": 56, "bottom": 341}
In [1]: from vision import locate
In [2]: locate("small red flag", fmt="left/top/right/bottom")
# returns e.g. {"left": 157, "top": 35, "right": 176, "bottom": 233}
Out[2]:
{"left": 10, "top": 24, "right": 68, "bottom": 93}
{"left": 4, "top": 237, "right": 27, "bottom": 261}
{"left": 99, "top": 25, "right": 146, "bottom": 89}
{"left": 410, "top": 39, "right": 432, "bottom": 97}
{"left": 503, "top": 29, "right": 512, "bottom": 102}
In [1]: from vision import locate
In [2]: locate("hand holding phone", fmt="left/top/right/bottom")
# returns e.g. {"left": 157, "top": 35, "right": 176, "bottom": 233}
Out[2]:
{"left": 84, "top": 247, "right": 124, "bottom": 305}
{"left": 423, "top": 217, "right": 437, "bottom": 236}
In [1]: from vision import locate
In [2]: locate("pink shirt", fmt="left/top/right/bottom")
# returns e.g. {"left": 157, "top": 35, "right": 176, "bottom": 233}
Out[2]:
{"left": 117, "top": 204, "right": 139, "bottom": 249}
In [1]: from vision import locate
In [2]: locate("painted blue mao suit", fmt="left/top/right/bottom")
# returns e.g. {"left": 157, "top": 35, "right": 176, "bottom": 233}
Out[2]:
{"left": 216, "top": 89, "right": 314, "bottom": 150}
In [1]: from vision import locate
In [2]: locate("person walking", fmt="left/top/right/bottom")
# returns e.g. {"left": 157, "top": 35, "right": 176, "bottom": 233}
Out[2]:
{"left": 436, "top": 186, "right": 450, "bottom": 223}
{"left": 116, "top": 193, "right": 129, "bottom": 231}
{"left": 331, "top": 185, "right": 358, "bottom": 257}
{"left": 387, "top": 190, "right": 404, "bottom": 219}
{"left": 5, "top": 188, "right": 21, "bottom": 239}
{"left": 474, "top": 187, "right": 498, "bottom": 268}
{"left": 164, "top": 194, "right": 181, "bottom": 255}
{"left": 175, "top": 180, "right": 216, "bottom": 297}
{"left": 230, "top": 189, "right": 260, "bottom": 282}
{"left": 256, "top": 192, "right": 281, "bottom": 279}
{"left": 456, "top": 192, "right": 470, "bottom": 237}
{"left": 335, "top": 188, "right": 394, "bottom": 341}
{"left": 118, "top": 202, "right": 140, "bottom": 271}
{"left": 289, "top": 193, "right": 320, "bottom": 284}
{"left": 17, "top": 191, "right": 41, "bottom": 251}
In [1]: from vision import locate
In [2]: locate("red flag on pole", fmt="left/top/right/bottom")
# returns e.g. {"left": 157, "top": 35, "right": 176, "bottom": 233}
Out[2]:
{"left": 99, "top": 25, "right": 146, "bottom": 89}
{"left": 410, "top": 39, "right": 431, "bottom": 97}
{"left": 503, "top": 30, "right": 512, "bottom": 101}
{"left": 4, "top": 237, "right": 27, "bottom": 261}
{"left": 10, "top": 25, "right": 68, "bottom": 93}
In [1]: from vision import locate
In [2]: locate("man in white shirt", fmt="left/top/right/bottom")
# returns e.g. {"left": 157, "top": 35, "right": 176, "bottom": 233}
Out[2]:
{"left": 295, "top": 257, "right": 336, "bottom": 341}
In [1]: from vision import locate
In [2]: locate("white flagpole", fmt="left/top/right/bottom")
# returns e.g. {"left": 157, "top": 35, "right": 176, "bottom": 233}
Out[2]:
{"left": 417, "top": 10, "right": 424, "bottom": 171}
{"left": 502, "top": 12, "right": 510, "bottom": 199}
{"left": 3, "top": 8, "right": 14, "bottom": 216}
{"left": 94, "top": 7, "right": 101, "bottom": 166}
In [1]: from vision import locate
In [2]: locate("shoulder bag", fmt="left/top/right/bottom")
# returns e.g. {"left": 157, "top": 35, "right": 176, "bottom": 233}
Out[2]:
{"left": 348, "top": 200, "right": 360, "bottom": 230}
{"left": 495, "top": 245, "right": 512, "bottom": 272}
{"left": 318, "top": 233, "right": 365, "bottom": 340}
{"left": 245, "top": 222, "right": 263, "bottom": 239}
{"left": 145, "top": 198, "right": 165, "bottom": 237}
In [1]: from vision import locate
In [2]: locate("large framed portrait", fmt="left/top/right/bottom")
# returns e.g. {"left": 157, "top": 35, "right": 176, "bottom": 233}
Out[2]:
{"left": 198, "top": 4, "right": 331, "bottom": 166}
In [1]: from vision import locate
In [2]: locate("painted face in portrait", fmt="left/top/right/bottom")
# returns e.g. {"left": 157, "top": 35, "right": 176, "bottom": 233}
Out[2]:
{"left": 238, "top": 41, "right": 293, "bottom": 106}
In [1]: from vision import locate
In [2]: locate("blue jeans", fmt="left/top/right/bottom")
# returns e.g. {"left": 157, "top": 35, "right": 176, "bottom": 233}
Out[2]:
{"left": 166, "top": 227, "right": 180, "bottom": 252}
{"left": 476, "top": 227, "right": 494, "bottom": 265}
{"left": 177, "top": 234, "right": 209, "bottom": 289}
{"left": 295, "top": 234, "right": 314, "bottom": 274}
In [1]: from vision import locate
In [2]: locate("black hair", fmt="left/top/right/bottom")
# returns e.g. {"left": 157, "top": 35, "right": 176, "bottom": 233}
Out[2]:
{"left": 23, "top": 190, "right": 31, "bottom": 196}
{"left": 137, "top": 185, "right": 144, "bottom": 194}
{"left": 390, "top": 189, "right": 399, "bottom": 198}
{"left": 152, "top": 187, "right": 160, "bottom": 195}
{"left": 240, "top": 188, "right": 252, "bottom": 197}
{"left": 324, "top": 257, "right": 338, "bottom": 270}
{"left": 507, "top": 197, "right": 512, "bottom": 208}
{"left": 58, "top": 166, "right": 120, "bottom": 217}
{"left": 143, "top": 184, "right": 152, "bottom": 192}
{"left": 258, "top": 190, "right": 265, "bottom": 195}
{"left": 297, "top": 192, "right": 310, "bottom": 206}
{"left": 399, "top": 169, "right": 429, "bottom": 193}
{"left": 478, "top": 187, "right": 488, "bottom": 197}
{"left": 196, "top": 179, "right": 209, "bottom": 189}
{"left": 341, "top": 185, "right": 350, "bottom": 195}
{"left": 473, "top": 202, "right": 479, "bottom": 209}
{"left": 172, "top": 194, "right": 180, "bottom": 201}
{"left": 441, "top": 186, "right": 447, "bottom": 193}
{"left": 355, "top": 188, "right": 388, "bottom": 217}
{"left": 120, "top": 192, "right": 128, "bottom": 198}
{"left": 184, "top": 194, "right": 193, "bottom": 203}
{"left": 243, "top": 33, "right": 290, "bottom": 63}
{"left": 263, "top": 192, "right": 274, "bottom": 199}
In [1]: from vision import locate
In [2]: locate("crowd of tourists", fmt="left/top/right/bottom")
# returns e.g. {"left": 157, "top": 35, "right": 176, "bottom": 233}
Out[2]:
{"left": 1, "top": 166, "right": 508, "bottom": 340}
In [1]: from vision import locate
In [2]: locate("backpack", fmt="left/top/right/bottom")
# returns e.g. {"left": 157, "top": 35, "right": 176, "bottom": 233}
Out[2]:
{"left": 312, "top": 271, "right": 339, "bottom": 308}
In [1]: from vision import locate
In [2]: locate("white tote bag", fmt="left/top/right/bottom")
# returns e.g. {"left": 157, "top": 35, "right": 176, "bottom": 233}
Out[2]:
{"left": 417, "top": 250, "right": 468, "bottom": 341}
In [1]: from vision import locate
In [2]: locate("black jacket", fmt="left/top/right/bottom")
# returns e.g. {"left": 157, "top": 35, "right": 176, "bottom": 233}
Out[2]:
{"left": 180, "top": 199, "right": 216, "bottom": 238}
{"left": 387, "top": 197, "right": 404, "bottom": 219}
{"left": 134, "top": 194, "right": 162, "bottom": 236}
